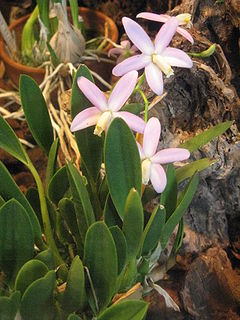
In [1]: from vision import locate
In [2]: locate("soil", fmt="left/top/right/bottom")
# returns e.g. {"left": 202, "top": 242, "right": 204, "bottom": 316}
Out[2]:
{"left": 0, "top": 0, "right": 240, "bottom": 319}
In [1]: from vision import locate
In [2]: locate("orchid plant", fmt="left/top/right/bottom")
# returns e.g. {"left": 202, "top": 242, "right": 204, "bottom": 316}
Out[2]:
{"left": 0, "top": 9, "right": 232, "bottom": 320}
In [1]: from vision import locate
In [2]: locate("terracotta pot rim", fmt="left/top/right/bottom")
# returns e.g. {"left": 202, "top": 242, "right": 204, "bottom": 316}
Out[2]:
{"left": 0, "top": 6, "right": 118, "bottom": 75}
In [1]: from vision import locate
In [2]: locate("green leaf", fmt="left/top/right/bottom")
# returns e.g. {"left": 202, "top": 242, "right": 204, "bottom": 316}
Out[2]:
{"left": 20, "top": 270, "right": 56, "bottom": 320}
{"left": 19, "top": 75, "right": 53, "bottom": 154}
{"left": 34, "top": 249, "right": 54, "bottom": 270}
{"left": 46, "top": 138, "right": 59, "bottom": 188}
{"left": 0, "top": 195, "right": 5, "bottom": 207}
{"left": 84, "top": 222, "right": 118, "bottom": 311}
{"left": 25, "top": 187, "right": 42, "bottom": 228}
{"left": 104, "top": 194, "right": 122, "bottom": 229}
{"left": 62, "top": 256, "right": 86, "bottom": 313}
{"left": 0, "top": 162, "right": 43, "bottom": 248}
{"left": 97, "top": 299, "right": 148, "bottom": 320}
{"left": 15, "top": 259, "right": 48, "bottom": 296}
{"left": 121, "top": 103, "right": 145, "bottom": 115}
{"left": 123, "top": 189, "right": 143, "bottom": 260}
{"left": 67, "top": 315, "right": 83, "bottom": 320}
{"left": 0, "top": 115, "right": 28, "bottom": 164}
{"left": 105, "top": 118, "right": 142, "bottom": 219}
{"left": 71, "top": 64, "right": 102, "bottom": 181}
{"left": 140, "top": 205, "right": 166, "bottom": 256}
{"left": 180, "top": 121, "right": 233, "bottom": 152}
{"left": 109, "top": 226, "right": 127, "bottom": 274}
{"left": 67, "top": 162, "right": 95, "bottom": 243}
{"left": 0, "top": 199, "right": 34, "bottom": 278}
{"left": 176, "top": 158, "right": 216, "bottom": 183}
{"left": 142, "top": 186, "right": 157, "bottom": 206}
{"left": 48, "top": 166, "right": 69, "bottom": 205}
{"left": 0, "top": 291, "right": 20, "bottom": 320}
{"left": 160, "top": 174, "right": 199, "bottom": 249}
{"left": 160, "top": 164, "right": 177, "bottom": 220}
{"left": 172, "top": 218, "right": 184, "bottom": 254}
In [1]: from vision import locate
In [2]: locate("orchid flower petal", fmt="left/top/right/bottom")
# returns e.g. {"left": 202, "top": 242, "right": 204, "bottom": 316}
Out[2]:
{"left": 177, "top": 26, "right": 194, "bottom": 44}
{"left": 77, "top": 77, "right": 107, "bottom": 111}
{"left": 108, "top": 71, "right": 138, "bottom": 111}
{"left": 143, "top": 117, "right": 161, "bottom": 157}
{"left": 155, "top": 17, "right": 178, "bottom": 53}
{"left": 122, "top": 17, "right": 154, "bottom": 55}
{"left": 145, "top": 63, "right": 163, "bottom": 96}
{"left": 137, "top": 12, "right": 169, "bottom": 23}
{"left": 162, "top": 47, "right": 193, "bottom": 68}
{"left": 112, "top": 54, "right": 151, "bottom": 76}
{"left": 71, "top": 107, "right": 101, "bottom": 132}
{"left": 120, "top": 40, "right": 131, "bottom": 49}
{"left": 150, "top": 164, "right": 167, "bottom": 193}
{"left": 151, "top": 148, "right": 190, "bottom": 164}
{"left": 137, "top": 141, "right": 145, "bottom": 159}
{"left": 116, "top": 111, "right": 146, "bottom": 133}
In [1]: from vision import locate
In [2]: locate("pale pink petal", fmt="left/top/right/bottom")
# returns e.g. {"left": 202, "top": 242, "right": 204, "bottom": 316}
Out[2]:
{"left": 70, "top": 107, "right": 101, "bottom": 132}
{"left": 151, "top": 148, "right": 190, "bottom": 164}
{"left": 137, "top": 12, "right": 169, "bottom": 23}
{"left": 143, "top": 117, "right": 161, "bottom": 157}
{"left": 145, "top": 63, "right": 163, "bottom": 96}
{"left": 177, "top": 26, "right": 194, "bottom": 44}
{"left": 108, "top": 47, "right": 124, "bottom": 57}
{"left": 112, "top": 54, "right": 151, "bottom": 76}
{"left": 115, "top": 111, "right": 146, "bottom": 133}
{"left": 108, "top": 71, "right": 138, "bottom": 111}
{"left": 161, "top": 47, "right": 193, "bottom": 68}
{"left": 77, "top": 77, "right": 107, "bottom": 111}
{"left": 155, "top": 17, "right": 178, "bottom": 53}
{"left": 120, "top": 40, "right": 131, "bottom": 49}
{"left": 122, "top": 17, "right": 154, "bottom": 55}
{"left": 137, "top": 142, "right": 145, "bottom": 160}
{"left": 150, "top": 164, "right": 167, "bottom": 193}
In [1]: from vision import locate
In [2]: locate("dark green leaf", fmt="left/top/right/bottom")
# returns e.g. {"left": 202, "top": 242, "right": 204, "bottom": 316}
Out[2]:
{"left": 20, "top": 271, "right": 56, "bottom": 320}
{"left": 20, "top": 75, "right": 54, "bottom": 154}
{"left": 105, "top": 118, "right": 142, "bottom": 219}
{"left": 71, "top": 64, "right": 102, "bottom": 181}
{"left": 142, "top": 186, "right": 157, "bottom": 206}
{"left": 160, "top": 174, "right": 199, "bottom": 249}
{"left": 172, "top": 218, "right": 184, "bottom": 254}
{"left": 46, "top": 138, "right": 59, "bottom": 188}
{"left": 104, "top": 194, "right": 122, "bottom": 229}
{"left": 180, "top": 121, "right": 233, "bottom": 152}
{"left": 84, "top": 222, "right": 118, "bottom": 311}
{"left": 123, "top": 189, "right": 143, "bottom": 260}
{"left": 48, "top": 166, "right": 69, "bottom": 205}
{"left": 62, "top": 256, "right": 86, "bottom": 313}
{"left": 121, "top": 103, "right": 144, "bottom": 115}
{"left": 109, "top": 226, "right": 127, "bottom": 274}
{"left": 97, "top": 300, "right": 148, "bottom": 320}
{"left": 15, "top": 259, "right": 48, "bottom": 296}
{"left": 0, "top": 115, "right": 28, "bottom": 164}
{"left": 67, "top": 315, "right": 83, "bottom": 320}
{"left": 34, "top": 249, "right": 54, "bottom": 270}
{"left": 0, "top": 199, "right": 34, "bottom": 278}
{"left": 25, "top": 187, "right": 42, "bottom": 228}
{"left": 0, "top": 291, "right": 20, "bottom": 320}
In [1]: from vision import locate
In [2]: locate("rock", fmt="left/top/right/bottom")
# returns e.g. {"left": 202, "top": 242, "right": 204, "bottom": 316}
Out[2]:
{"left": 181, "top": 247, "right": 240, "bottom": 319}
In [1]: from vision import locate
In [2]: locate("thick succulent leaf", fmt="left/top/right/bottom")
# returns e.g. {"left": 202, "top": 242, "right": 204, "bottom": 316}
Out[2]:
{"left": 123, "top": 189, "right": 144, "bottom": 260}
{"left": 160, "top": 164, "right": 177, "bottom": 220}
{"left": 20, "top": 270, "right": 56, "bottom": 320}
{"left": 140, "top": 205, "right": 166, "bottom": 256}
{"left": 180, "top": 121, "right": 233, "bottom": 152}
{"left": 109, "top": 226, "right": 127, "bottom": 274}
{"left": 15, "top": 259, "right": 48, "bottom": 296}
{"left": 0, "top": 291, "right": 20, "bottom": 320}
{"left": 84, "top": 222, "right": 118, "bottom": 311}
{"left": 25, "top": 187, "right": 42, "bottom": 228}
{"left": 19, "top": 75, "right": 53, "bottom": 154}
{"left": 97, "top": 300, "right": 148, "bottom": 320}
{"left": 0, "top": 115, "right": 28, "bottom": 164}
{"left": 160, "top": 174, "right": 199, "bottom": 249}
{"left": 104, "top": 194, "right": 122, "bottom": 229}
{"left": 67, "top": 315, "right": 83, "bottom": 320}
{"left": 62, "top": 256, "right": 86, "bottom": 314}
{"left": 105, "top": 118, "right": 142, "bottom": 219}
{"left": 48, "top": 165, "right": 69, "bottom": 205}
{"left": 67, "top": 162, "right": 95, "bottom": 243}
{"left": 121, "top": 103, "right": 145, "bottom": 115}
{"left": 0, "top": 162, "right": 44, "bottom": 248}
{"left": 46, "top": 138, "right": 59, "bottom": 188}
{"left": 71, "top": 64, "right": 102, "bottom": 181}
{"left": 0, "top": 199, "right": 34, "bottom": 278}
{"left": 175, "top": 158, "right": 216, "bottom": 183}
{"left": 34, "top": 249, "right": 54, "bottom": 270}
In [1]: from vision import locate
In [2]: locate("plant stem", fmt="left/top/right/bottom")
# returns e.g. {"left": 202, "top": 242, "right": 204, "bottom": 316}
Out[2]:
{"left": 27, "top": 161, "right": 64, "bottom": 267}
{"left": 139, "top": 90, "right": 149, "bottom": 123}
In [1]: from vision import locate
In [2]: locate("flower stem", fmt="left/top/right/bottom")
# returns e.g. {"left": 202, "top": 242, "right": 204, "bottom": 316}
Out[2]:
{"left": 27, "top": 161, "right": 64, "bottom": 267}
{"left": 139, "top": 89, "right": 149, "bottom": 123}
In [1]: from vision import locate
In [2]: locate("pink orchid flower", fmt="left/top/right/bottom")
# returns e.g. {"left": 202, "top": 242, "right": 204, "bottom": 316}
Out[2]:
{"left": 108, "top": 40, "right": 138, "bottom": 63}
{"left": 137, "top": 12, "right": 194, "bottom": 44}
{"left": 71, "top": 71, "right": 146, "bottom": 136}
{"left": 112, "top": 17, "right": 193, "bottom": 96}
{"left": 137, "top": 117, "right": 190, "bottom": 193}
